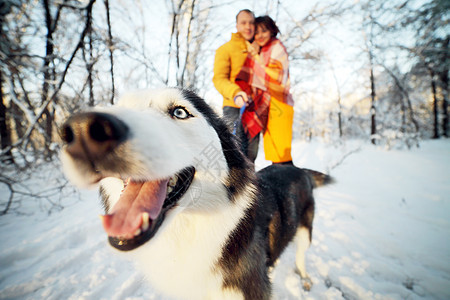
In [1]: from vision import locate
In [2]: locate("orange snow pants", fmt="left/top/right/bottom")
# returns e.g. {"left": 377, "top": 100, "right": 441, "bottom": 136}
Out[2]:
{"left": 263, "top": 98, "right": 293, "bottom": 163}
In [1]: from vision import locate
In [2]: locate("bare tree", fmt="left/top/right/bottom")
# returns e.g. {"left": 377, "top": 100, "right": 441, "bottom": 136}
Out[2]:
{"left": 1, "top": 0, "right": 99, "bottom": 214}
{"left": 104, "top": 0, "right": 115, "bottom": 104}
{"left": 165, "top": 0, "right": 211, "bottom": 91}
{"left": 0, "top": 65, "right": 13, "bottom": 163}
{"left": 328, "top": 59, "right": 344, "bottom": 138}
{"left": 0, "top": 0, "right": 23, "bottom": 164}
{"left": 398, "top": 0, "right": 449, "bottom": 138}
{"left": 359, "top": 0, "right": 381, "bottom": 145}
{"left": 41, "top": 0, "right": 65, "bottom": 158}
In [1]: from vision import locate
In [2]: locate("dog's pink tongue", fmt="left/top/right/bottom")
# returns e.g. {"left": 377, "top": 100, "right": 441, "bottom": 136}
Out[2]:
{"left": 101, "top": 179, "right": 169, "bottom": 238}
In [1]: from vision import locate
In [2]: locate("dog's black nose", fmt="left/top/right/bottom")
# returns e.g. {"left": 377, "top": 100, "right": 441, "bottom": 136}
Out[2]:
{"left": 61, "top": 112, "right": 129, "bottom": 160}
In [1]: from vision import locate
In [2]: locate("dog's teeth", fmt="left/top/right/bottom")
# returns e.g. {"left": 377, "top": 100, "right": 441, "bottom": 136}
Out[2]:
{"left": 168, "top": 177, "right": 177, "bottom": 187}
{"left": 142, "top": 212, "right": 150, "bottom": 231}
{"left": 134, "top": 228, "right": 141, "bottom": 236}
{"left": 167, "top": 177, "right": 177, "bottom": 195}
{"left": 122, "top": 178, "right": 130, "bottom": 187}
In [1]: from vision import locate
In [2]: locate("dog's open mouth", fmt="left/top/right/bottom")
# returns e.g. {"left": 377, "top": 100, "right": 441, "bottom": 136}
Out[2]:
{"left": 101, "top": 167, "right": 195, "bottom": 251}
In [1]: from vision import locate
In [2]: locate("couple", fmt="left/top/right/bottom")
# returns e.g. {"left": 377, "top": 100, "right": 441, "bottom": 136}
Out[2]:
{"left": 213, "top": 9, "right": 294, "bottom": 165}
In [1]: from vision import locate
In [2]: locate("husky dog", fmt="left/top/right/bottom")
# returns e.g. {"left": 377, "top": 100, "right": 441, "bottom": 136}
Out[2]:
{"left": 60, "top": 88, "right": 331, "bottom": 300}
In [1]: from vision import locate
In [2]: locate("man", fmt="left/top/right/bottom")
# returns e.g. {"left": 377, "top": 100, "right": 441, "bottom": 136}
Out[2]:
{"left": 213, "top": 9, "right": 259, "bottom": 162}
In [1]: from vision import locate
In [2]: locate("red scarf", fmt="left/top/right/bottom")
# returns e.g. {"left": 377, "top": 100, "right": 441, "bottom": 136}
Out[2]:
{"left": 235, "top": 38, "right": 293, "bottom": 138}
{"left": 235, "top": 39, "right": 272, "bottom": 138}
{"left": 235, "top": 79, "right": 270, "bottom": 138}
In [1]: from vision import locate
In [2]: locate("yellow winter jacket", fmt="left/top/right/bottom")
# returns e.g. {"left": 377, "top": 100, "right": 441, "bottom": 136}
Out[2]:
{"left": 213, "top": 33, "right": 249, "bottom": 108}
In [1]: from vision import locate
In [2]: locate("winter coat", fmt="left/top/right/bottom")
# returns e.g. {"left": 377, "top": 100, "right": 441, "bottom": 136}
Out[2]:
{"left": 236, "top": 38, "right": 294, "bottom": 163}
{"left": 213, "top": 32, "right": 249, "bottom": 108}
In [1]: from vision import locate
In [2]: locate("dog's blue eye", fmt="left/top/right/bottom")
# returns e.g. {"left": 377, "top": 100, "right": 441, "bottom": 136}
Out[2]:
{"left": 171, "top": 106, "right": 191, "bottom": 120}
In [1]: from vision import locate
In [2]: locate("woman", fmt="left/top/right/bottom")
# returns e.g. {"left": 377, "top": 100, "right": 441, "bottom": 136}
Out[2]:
{"left": 235, "top": 15, "right": 294, "bottom": 165}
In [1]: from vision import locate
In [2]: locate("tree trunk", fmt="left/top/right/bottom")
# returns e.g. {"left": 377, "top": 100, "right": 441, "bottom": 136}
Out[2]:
{"left": 104, "top": 0, "right": 115, "bottom": 105}
{"left": 166, "top": 0, "right": 185, "bottom": 85}
{"left": 42, "top": 0, "right": 55, "bottom": 158}
{"left": 442, "top": 78, "right": 449, "bottom": 137}
{"left": 0, "top": 68, "right": 14, "bottom": 163}
{"left": 87, "top": 16, "right": 94, "bottom": 107}
{"left": 430, "top": 69, "right": 439, "bottom": 139}
{"left": 179, "top": 0, "right": 196, "bottom": 87}
{"left": 330, "top": 61, "right": 343, "bottom": 138}
{"left": 439, "top": 37, "right": 449, "bottom": 137}
{"left": 369, "top": 53, "right": 377, "bottom": 145}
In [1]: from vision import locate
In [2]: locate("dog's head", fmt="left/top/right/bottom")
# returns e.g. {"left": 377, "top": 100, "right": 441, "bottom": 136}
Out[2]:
{"left": 60, "top": 88, "right": 253, "bottom": 251}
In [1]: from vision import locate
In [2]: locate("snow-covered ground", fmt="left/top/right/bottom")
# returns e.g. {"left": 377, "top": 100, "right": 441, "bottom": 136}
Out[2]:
{"left": 1, "top": 139, "right": 449, "bottom": 300}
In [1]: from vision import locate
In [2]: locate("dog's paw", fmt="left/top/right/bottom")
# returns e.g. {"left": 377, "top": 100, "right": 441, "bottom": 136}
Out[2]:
{"left": 294, "top": 268, "right": 313, "bottom": 291}
{"left": 301, "top": 277, "right": 313, "bottom": 291}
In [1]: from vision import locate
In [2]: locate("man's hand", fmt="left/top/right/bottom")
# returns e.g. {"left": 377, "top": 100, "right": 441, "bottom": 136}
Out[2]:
{"left": 234, "top": 91, "right": 248, "bottom": 107}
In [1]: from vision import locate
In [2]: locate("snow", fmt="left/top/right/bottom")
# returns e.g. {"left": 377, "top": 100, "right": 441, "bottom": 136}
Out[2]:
{"left": 1, "top": 139, "right": 449, "bottom": 299}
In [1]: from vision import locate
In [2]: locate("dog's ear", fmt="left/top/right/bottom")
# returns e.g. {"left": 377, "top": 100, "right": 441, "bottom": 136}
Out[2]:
{"left": 179, "top": 89, "right": 248, "bottom": 165}
{"left": 178, "top": 89, "right": 256, "bottom": 201}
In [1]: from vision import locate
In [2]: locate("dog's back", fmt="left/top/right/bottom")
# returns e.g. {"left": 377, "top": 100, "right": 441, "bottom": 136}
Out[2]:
{"left": 257, "top": 165, "right": 315, "bottom": 267}
{"left": 217, "top": 164, "right": 329, "bottom": 297}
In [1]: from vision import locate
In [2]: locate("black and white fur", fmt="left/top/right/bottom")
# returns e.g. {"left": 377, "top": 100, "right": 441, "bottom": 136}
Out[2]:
{"left": 60, "top": 88, "right": 331, "bottom": 299}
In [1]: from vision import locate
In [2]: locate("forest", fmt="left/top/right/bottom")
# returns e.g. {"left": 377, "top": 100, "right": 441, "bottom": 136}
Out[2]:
{"left": 0, "top": 0, "right": 448, "bottom": 214}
